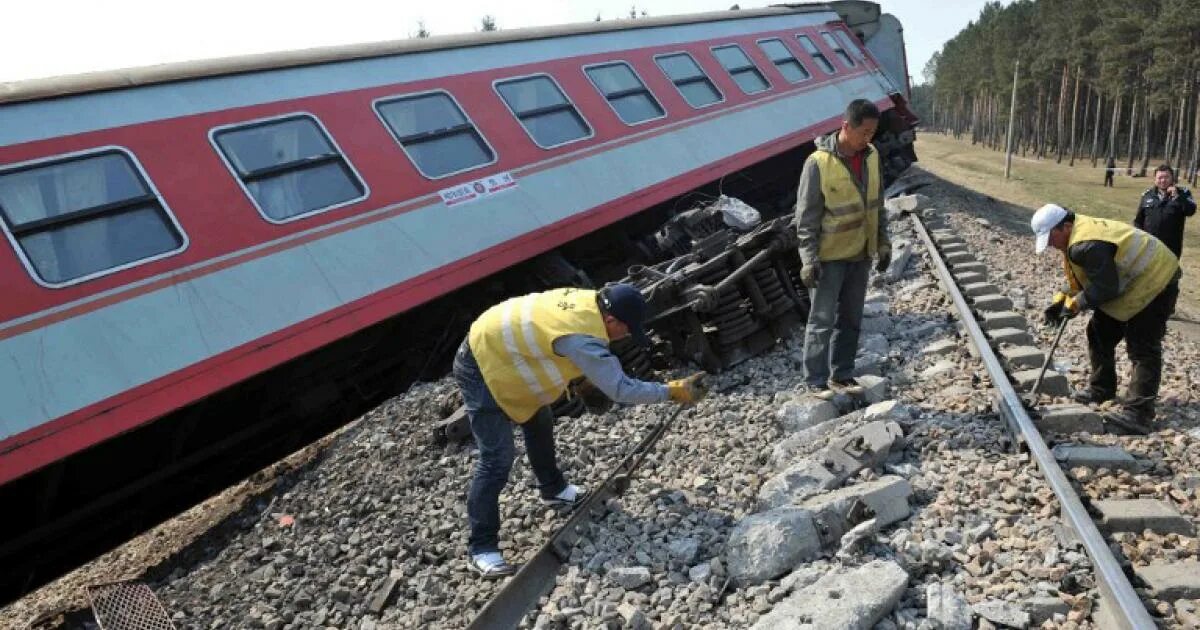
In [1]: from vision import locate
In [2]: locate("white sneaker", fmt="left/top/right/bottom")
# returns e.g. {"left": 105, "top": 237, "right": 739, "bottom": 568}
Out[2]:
{"left": 541, "top": 483, "right": 585, "bottom": 506}
{"left": 468, "top": 551, "right": 515, "bottom": 578}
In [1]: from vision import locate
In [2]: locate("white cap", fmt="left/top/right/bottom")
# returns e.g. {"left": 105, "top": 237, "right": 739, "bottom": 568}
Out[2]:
{"left": 1031, "top": 203, "right": 1069, "bottom": 253}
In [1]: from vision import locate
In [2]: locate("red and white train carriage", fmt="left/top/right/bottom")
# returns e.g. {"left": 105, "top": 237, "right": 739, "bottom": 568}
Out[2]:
{"left": 0, "top": 1, "right": 915, "bottom": 599}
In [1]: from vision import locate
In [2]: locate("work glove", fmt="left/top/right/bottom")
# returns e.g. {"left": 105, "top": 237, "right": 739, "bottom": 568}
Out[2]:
{"left": 667, "top": 373, "right": 709, "bottom": 405}
{"left": 875, "top": 245, "right": 892, "bottom": 274}
{"left": 1041, "top": 292, "right": 1080, "bottom": 326}
{"left": 799, "top": 263, "right": 820, "bottom": 289}
{"left": 1063, "top": 294, "right": 1082, "bottom": 318}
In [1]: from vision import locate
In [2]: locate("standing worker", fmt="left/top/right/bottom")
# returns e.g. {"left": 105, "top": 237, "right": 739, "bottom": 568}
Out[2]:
{"left": 453, "top": 284, "right": 708, "bottom": 578}
{"left": 794, "top": 99, "right": 891, "bottom": 397}
{"left": 1104, "top": 156, "right": 1116, "bottom": 187}
{"left": 1134, "top": 164, "right": 1195, "bottom": 258}
{"left": 1032, "top": 204, "right": 1180, "bottom": 435}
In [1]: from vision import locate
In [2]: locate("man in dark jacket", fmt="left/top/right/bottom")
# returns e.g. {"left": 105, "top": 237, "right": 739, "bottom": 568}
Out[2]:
{"left": 1104, "top": 156, "right": 1115, "bottom": 187}
{"left": 1135, "top": 164, "right": 1195, "bottom": 258}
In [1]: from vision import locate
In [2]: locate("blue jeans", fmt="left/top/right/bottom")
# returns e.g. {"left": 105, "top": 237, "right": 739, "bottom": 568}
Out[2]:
{"left": 802, "top": 259, "right": 871, "bottom": 385}
{"left": 453, "top": 341, "right": 566, "bottom": 555}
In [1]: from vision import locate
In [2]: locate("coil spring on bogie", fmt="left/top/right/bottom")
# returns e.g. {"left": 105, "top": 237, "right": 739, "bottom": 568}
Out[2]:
{"left": 751, "top": 264, "right": 793, "bottom": 315}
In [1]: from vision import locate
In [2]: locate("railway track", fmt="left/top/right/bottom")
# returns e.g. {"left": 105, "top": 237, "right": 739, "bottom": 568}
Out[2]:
{"left": 463, "top": 202, "right": 1193, "bottom": 629}
{"left": 908, "top": 211, "right": 1159, "bottom": 630}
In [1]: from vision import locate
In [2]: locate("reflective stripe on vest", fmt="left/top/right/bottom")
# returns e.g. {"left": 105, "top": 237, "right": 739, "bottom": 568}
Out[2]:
{"left": 468, "top": 288, "right": 609, "bottom": 422}
{"left": 1066, "top": 216, "right": 1179, "bottom": 321}
{"left": 811, "top": 147, "right": 882, "bottom": 261}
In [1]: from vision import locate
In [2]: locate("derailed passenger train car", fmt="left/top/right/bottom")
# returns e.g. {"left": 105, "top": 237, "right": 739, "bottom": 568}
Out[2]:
{"left": 0, "top": 1, "right": 915, "bottom": 600}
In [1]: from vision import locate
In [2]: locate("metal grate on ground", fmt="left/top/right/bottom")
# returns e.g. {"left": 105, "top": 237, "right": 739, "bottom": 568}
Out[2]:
{"left": 86, "top": 581, "right": 175, "bottom": 630}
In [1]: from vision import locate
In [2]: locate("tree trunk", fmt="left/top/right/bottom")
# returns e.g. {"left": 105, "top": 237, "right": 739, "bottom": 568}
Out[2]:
{"left": 1107, "top": 91, "right": 1122, "bottom": 161}
{"left": 1139, "top": 98, "right": 1153, "bottom": 176}
{"left": 1056, "top": 64, "right": 1069, "bottom": 162}
{"left": 1165, "top": 101, "right": 1177, "bottom": 168}
{"left": 1091, "top": 92, "right": 1103, "bottom": 166}
{"left": 1125, "top": 91, "right": 1139, "bottom": 174}
{"left": 1070, "top": 71, "right": 1083, "bottom": 166}
{"left": 1185, "top": 77, "right": 1195, "bottom": 182}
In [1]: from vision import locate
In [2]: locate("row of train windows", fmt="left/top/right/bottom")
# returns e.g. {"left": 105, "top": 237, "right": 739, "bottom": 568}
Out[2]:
{"left": 0, "top": 31, "right": 863, "bottom": 287}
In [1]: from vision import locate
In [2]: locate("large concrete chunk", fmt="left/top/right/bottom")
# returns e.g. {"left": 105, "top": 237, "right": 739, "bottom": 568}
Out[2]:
{"left": 1012, "top": 368, "right": 1070, "bottom": 397}
{"left": 760, "top": 421, "right": 904, "bottom": 510}
{"left": 1133, "top": 562, "right": 1200, "bottom": 600}
{"left": 885, "top": 193, "right": 931, "bottom": 214}
{"left": 1000, "top": 346, "right": 1045, "bottom": 370}
{"left": 725, "top": 508, "right": 821, "bottom": 586}
{"left": 751, "top": 560, "right": 908, "bottom": 630}
{"left": 776, "top": 396, "right": 839, "bottom": 432}
{"left": 926, "top": 582, "right": 972, "bottom": 630}
{"left": 1037, "top": 405, "right": 1104, "bottom": 434}
{"left": 822, "top": 421, "right": 905, "bottom": 477}
{"left": 982, "top": 311, "right": 1027, "bottom": 331}
{"left": 987, "top": 327, "right": 1034, "bottom": 346}
{"left": 973, "top": 599, "right": 1031, "bottom": 628}
{"left": 973, "top": 294, "right": 1014, "bottom": 312}
{"left": 801, "top": 476, "right": 912, "bottom": 544}
{"left": 1094, "top": 500, "right": 1196, "bottom": 535}
{"left": 758, "top": 459, "right": 839, "bottom": 510}
{"left": 1053, "top": 444, "right": 1138, "bottom": 470}
{"left": 856, "top": 374, "right": 888, "bottom": 403}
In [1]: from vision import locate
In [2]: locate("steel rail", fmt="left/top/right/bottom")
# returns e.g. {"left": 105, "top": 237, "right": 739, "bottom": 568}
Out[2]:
{"left": 910, "top": 215, "right": 1155, "bottom": 630}
{"left": 467, "top": 404, "right": 688, "bottom": 630}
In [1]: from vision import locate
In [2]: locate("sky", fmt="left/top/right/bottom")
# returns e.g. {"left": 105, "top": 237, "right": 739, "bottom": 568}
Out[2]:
{"left": 2, "top": 0, "right": 1004, "bottom": 86}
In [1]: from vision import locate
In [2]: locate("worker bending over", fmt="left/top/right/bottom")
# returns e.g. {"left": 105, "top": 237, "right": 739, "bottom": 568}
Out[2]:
{"left": 1032, "top": 204, "right": 1180, "bottom": 435}
{"left": 453, "top": 284, "right": 708, "bottom": 578}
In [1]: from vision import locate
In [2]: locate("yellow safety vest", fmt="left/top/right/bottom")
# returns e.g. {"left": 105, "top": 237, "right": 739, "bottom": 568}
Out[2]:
{"left": 468, "top": 288, "right": 609, "bottom": 422}
{"left": 1065, "top": 215, "right": 1179, "bottom": 321}
{"left": 811, "top": 147, "right": 882, "bottom": 261}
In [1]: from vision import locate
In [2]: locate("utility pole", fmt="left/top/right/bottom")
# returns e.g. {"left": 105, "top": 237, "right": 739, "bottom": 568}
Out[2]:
{"left": 1005, "top": 60, "right": 1020, "bottom": 179}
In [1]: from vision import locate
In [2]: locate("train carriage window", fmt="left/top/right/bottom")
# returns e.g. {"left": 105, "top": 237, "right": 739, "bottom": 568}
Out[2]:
{"left": 375, "top": 91, "right": 496, "bottom": 179}
{"left": 757, "top": 38, "right": 811, "bottom": 83}
{"left": 655, "top": 52, "right": 724, "bottom": 109}
{"left": 584, "top": 62, "right": 665, "bottom": 125}
{"left": 821, "top": 32, "right": 856, "bottom": 67}
{"left": 796, "top": 35, "right": 836, "bottom": 74}
{"left": 211, "top": 114, "right": 367, "bottom": 223}
{"left": 834, "top": 30, "right": 867, "bottom": 63}
{"left": 0, "top": 148, "right": 186, "bottom": 286}
{"left": 495, "top": 75, "right": 593, "bottom": 149}
{"left": 711, "top": 44, "right": 770, "bottom": 94}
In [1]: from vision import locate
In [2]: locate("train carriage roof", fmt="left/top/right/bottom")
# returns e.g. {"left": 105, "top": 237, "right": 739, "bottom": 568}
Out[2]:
{"left": 0, "top": 3, "right": 875, "bottom": 105}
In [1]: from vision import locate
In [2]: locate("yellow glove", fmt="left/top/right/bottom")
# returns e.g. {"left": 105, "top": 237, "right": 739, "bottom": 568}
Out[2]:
{"left": 1051, "top": 291, "right": 1067, "bottom": 305}
{"left": 667, "top": 373, "right": 709, "bottom": 405}
{"left": 1063, "top": 294, "right": 1081, "bottom": 317}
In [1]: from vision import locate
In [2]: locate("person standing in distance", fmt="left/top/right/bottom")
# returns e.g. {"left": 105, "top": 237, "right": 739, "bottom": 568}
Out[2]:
{"left": 794, "top": 99, "right": 891, "bottom": 398}
{"left": 453, "top": 284, "right": 708, "bottom": 578}
{"left": 1104, "top": 155, "right": 1116, "bottom": 187}
{"left": 1135, "top": 164, "right": 1195, "bottom": 259}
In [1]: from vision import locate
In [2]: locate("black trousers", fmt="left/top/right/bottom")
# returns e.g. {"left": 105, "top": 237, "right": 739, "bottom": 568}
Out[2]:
{"left": 1103, "top": 171, "right": 1114, "bottom": 187}
{"left": 1085, "top": 281, "right": 1179, "bottom": 417}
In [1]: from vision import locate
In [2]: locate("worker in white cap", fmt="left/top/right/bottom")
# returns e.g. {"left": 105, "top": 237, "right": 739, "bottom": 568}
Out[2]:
{"left": 1031, "top": 203, "right": 1180, "bottom": 434}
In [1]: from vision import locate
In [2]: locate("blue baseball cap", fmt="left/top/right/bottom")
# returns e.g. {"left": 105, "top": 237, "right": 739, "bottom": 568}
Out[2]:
{"left": 599, "top": 283, "right": 651, "bottom": 346}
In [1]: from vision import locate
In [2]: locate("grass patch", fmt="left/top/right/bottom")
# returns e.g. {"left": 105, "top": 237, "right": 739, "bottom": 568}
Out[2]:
{"left": 914, "top": 132, "right": 1200, "bottom": 316}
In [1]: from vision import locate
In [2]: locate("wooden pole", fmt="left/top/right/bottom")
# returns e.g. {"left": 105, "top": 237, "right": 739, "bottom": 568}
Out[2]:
{"left": 1005, "top": 60, "right": 1020, "bottom": 179}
